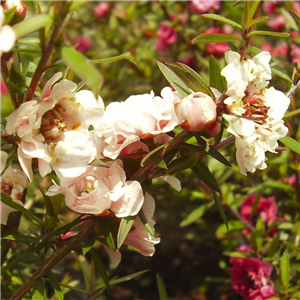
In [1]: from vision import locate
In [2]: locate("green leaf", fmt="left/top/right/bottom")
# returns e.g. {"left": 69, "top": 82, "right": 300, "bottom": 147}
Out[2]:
{"left": 192, "top": 33, "right": 243, "bottom": 44}
{"left": 138, "top": 209, "right": 155, "bottom": 236}
{"left": 201, "top": 14, "right": 242, "bottom": 30}
{"left": 246, "top": 1, "right": 262, "bottom": 23}
{"left": 191, "top": 159, "right": 221, "bottom": 193}
{"left": 167, "top": 152, "right": 199, "bottom": 175}
{"left": 69, "top": 0, "right": 89, "bottom": 11}
{"left": 247, "top": 31, "right": 290, "bottom": 38}
{"left": 168, "top": 63, "right": 215, "bottom": 99}
{"left": 156, "top": 274, "right": 168, "bottom": 300}
{"left": 280, "top": 251, "right": 290, "bottom": 291}
{"left": 156, "top": 61, "right": 190, "bottom": 97}
{"left": 7, "top": 67, "right": 25, "bottom": 93}
{"left": 255, "top": 216, "right": 264, "bottom": 252}
{"left": 271, "top": 65, "right": 293, "bottom": 84}
{"left": 117, "top": 215, "right": 136, "bottom": 249}
{"left": 1, "top": 193, "right": 45, "bottom": 227}
{"left": 216, "top": 220, "right": 246, "bottom": 235}
{"left": 289, "top": 9, "right": 300, "bottom": 29}
{"left": 283, "top": 242, "right": 300, "bottom": 253}
{"left": 32, "top": 278, "right": 45, "bottom": 300}
{"left": 213, "top": 191, "right": 228, "bottom": 230}
{"left": 58, "top": 44, "right": 103, "bottom": 96}
{"left": 223, "top": 251, "right": 252, "bottom": 258}
{"left": 244, "top": 16, "right": 270, "bottom": 30}
{"left": 209, "top": 55, "right": 226, "bottom": 92}
{"left": 279, "top": 136, "right": 300, "bottom": 155}
{"left": 1, "top": 227, "right": 39, "bottom": 244}
{"left": 25, "top": 58, "right": 41, "bottom": 87}
{"left": 97, "top": 218, "right": 115, "bottom": 250}
{"left": 13, "top": 14, "right": 53, "bottom": 39}
{"left": 268, "top": 234, "right": 280, "bottom": 257}
{"left": 89, "top": 248, "right": 110, "bottom": 291}
{"left": 180, "top": 202, "right": 214, "bottom": 227}
{"left": 47, "top": 271, "right": 64, "bottom": 300}
{"left": 89, "top": 52, "right": 138, "bottom": 66}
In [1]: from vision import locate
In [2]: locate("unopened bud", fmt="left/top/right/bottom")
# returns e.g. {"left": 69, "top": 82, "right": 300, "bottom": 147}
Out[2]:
{"left": 4, "top": 0, "right": 27, "bottom": 24}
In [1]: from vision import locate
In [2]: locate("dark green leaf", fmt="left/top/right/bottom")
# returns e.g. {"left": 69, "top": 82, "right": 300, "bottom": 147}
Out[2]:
{"left": 97, "top": 218, "right": 115, "bottom": 250}
{"left": 167, "top": 152, "right": 199, "bottom": 175}
{"left": 156, "top": 61, "right": 190, "bottom": 97}
{"left": 168, "top": 63, "right": 215, "bottom": 99}
{"left": 279, "top": 136, "right": 300, "bottom": 155}
{"left": 201, "top": 14, "right": 242, "bottom": 30}
{"left": 1, "top": 227, "right": 39, "bottom": 244}
{"left": 180, "top": 202, "right": 214, "bottom": 227}
{"left": 117, "top": 215, "right": 136, "bottom": 249}
{"left": 25, "top": 58, "right": 41, "bottom": 87}
{"left": 213, "top": 191, "right": 228, "bottom": 230}
{"left": 192, "top": 33, "right": 243, "bottom": 44}
{"left": 209, "top": 55, "right": 226, "bottom": 92}
{"left": 138, "top": 209, "right": 155, "bottom": 236}
{"left": 156, "top": 274, "right": 168, "bottom": 300}
{"left": 255, "top": 216, "right": 264, "bottom": 252}
{"left": 32, "top": 278, "right": 45, "bottom": 300}
{"left": 89, "top": 248, "right": 110, "bottom": 291}
{"left": 268, "top": 233, "right": 280, "bottom": 257}
{"left": 90, "top": 52, "right": 138, "bottom": 66}
{"left": 58, "top": 44, "right": 104, "bottom": 96}
{"left": 280, "top": 251, "right": 290, "bottom": 291}
{"left": 191, "top": 159, "right": 221, "bottom": 193}
{"left": 7, "top": 67, "right": 25, "bottom": 93}
{"left": 47, "top": 271, "right": 64, "bottom": 300}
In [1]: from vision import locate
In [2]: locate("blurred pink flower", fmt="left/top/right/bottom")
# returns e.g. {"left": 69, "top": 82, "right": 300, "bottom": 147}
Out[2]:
{"left": 0, "top": 77, "right": 8, "bottom": 94}
{"left": 291, "top": 44, "right": 300, "bottom": 63}
{"left": 261, "top": 42, "right": 288, "bottom": 58}
{"left": 190, "top": 0, "right": 220, "bottom": 14}
{"left": 94, "top": 2, "right": 110, "bottom": 18}
{"left": 267, "top": 14, "right": 286, "bottom": 31}
{"left": 156, "top": 21, "right": 177, "bottom": 52}
{"left": 74, "top": 37, "right": 92, "bottom": 53}
{"left": 263, "top": 1, "right": 282, "bottom": 14}
{"left": 230, "top": 246, "right": 277, "bottom": 300}
{"left": 203, "top": 27, "right": 229, "bottom": 57}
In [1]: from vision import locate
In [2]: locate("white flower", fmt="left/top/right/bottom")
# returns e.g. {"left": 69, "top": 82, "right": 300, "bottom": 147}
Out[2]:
{"left": 0, "top": 6, "right": 16, "bottom": 56}
{"left": 1, "top": 151, "right": 28, "bottom": 224}
{"left": 46, "top": 160, "right": 144, "bottom": 218}
{"left": 221, "top": 51, "right": 290, "bottom": 175}
{"left": 6, "top": 72, "right": 104, "bottom": 180}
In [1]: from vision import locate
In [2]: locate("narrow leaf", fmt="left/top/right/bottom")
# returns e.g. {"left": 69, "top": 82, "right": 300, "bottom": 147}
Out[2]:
{"left": 156, "top": 61, "right": 190, "bottom": 97}
{"left": 209, "top": 55, "right": 226, "bottom": 92}
{"left": 58, "top": 44, "right": 103, "bottom": 96}
{"left": 90, "top": 52, "right": 138, "bottom": 66}
{"left": 192, "top": 33, "right": 243, "bottom": 44}
{"left": 138, "top": 210, "right": 155, "bottom": 236}
{"left": 244, "top": 16, "right": 270, "bottom": 29}
{"left": 167, "top": 152, "right": 199, "bottom": 175}
{"left": 97, "top": 218, "right": 115, "bottom": 249}
{"left": 280, "top": 251, "right": 290, "bottom": 291}
{"left": 180, "top": 202, "right": 214, "bottom": 227}
{"left": 47, "top": 271, "right": 64, "bottom": 300}
{"left": 288, "top": 9, "right": 300, "bottom": 29}
{"left": 156, "top": 274, "right": 168, "bottom": 300}
{"left": 2, "top": 228, "right": 39, "bottom": 244}
{"left": 247, "top": 31, "right": 290, "bottom": 38}
{"left": 117, "top": 215, "right": 136, "bottom": 249}
{"left": 32, "top": 278, "right": 45, "bottom": 300}
{"left": 247, "top": 1, "right": 262, "bottom": 23}
{"left": 213, "top": 191, "right": 228, "bottom": 230}
{"left": 255, "top": 216, "right": 264, "bottom": 252}
{"left": 191, "top": 159, "right": 221, "bottom": 193}
{"left": 279, "top": 136, "right": 300, "bottom": 154}
{"left": 223, "top": 251, "right": 252, "bottom": 258}
{"left": 201, "top": 14, "right": 242, "bottom": 30}
{"left": 13, "top": 14, "right": 53, "bottom": 39}
{"left": 89, "top": 248, "right": 110, "bottom": 291}
{"left": 168, "top": 62, "right": 215, "bottom": 99}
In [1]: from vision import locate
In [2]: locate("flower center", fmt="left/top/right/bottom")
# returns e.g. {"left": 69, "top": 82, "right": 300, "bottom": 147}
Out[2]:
{"left": 242, "top": 96, "right": 269, "bottom": 124}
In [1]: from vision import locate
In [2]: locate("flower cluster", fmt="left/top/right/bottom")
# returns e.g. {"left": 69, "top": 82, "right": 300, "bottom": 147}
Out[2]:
{"left": 230, "top": 246, "right": 277, "bottom": 300}
{"left": 221, "top": 51, "right": 290, "bottom": 175}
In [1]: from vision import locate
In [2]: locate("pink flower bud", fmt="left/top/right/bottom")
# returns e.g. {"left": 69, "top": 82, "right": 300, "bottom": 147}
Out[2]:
{"left": 156, "top": 21, "right": 177, "bottom": 52}
{"left": 4, "top": 0, "right": 27, "bottom": 23}
{"left": 190, "top": 0, "right": 220, "bottom": 14}
{"left": 74, "top": 37, "right": 92, "bottom": 53}
{"left": 267, "top": 14, "right": 286, "bottom": 31}
{"left": 94, "top": 2, "right": 110, "bottom": 18}
{"left": 176, "top": 92, "right": 217, "bottom": 133}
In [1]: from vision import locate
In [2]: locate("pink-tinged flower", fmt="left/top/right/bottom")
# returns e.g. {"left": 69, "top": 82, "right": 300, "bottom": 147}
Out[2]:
{"left": 230, "top": 246, "right": 277, "bottom": 300}
{"left": 1, "top": 77, "right": 8, "bottom": 94}
{"left": 203, "top": 27, "right": 229, "bottom": 57}
{"left": 261, "top": 42, "right": 288, "bottom": 58}
{"left": 94, "top": 2, "right": 110, "bottom": 18}
{"left": 263, "top": 1, "right": 282, "bottom": 14}
{"left": 293, "top": 1, "right": 300, "bottom": 12}
{"left": 1, "top": 151, "right": 28, "bottom": 224}
{"left": 240, "top": 194, "right": 279, "bottom": 235}
{"left": 267, "top": 14, "right": 286, "bottom": 31}
{"left": 46, "top": 160, "right": 144, "bottom": 218}
{"left": 93, "top": 87, "right": 180, "bottom": 160}
{"left": 291, "top": 44, "right": 300, "bottom": 64}
{"left": 221, "top": 51, "right": 290, "bottom": 175}
{"left": 4, "top": 0, "right": 27, "bottom": 23}
{"left": 190, "top": 0, "right": 220, "bottom": 14}
{"left": 156, "top": 21, "right": 177, "bottom": 52}
{"left": 6, "top": 72, "right": 104, "bottom": 180}
{"left": 0, "top": 6, "right": 16, "bottom": 56}
{"left": 176, "top": 92, "right": 218, "bottom": 134}
{"left": 74, "top": 37, "right": 92, "bottom": 53}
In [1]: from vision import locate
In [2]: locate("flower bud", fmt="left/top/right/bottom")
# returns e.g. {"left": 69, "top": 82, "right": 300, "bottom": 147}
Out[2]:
{"left": 94, "top": 2, "right": 110, "bottom": 18}
{"left": 4, "top": 0, "right": 27, "bottom": 24}
{"left": 176, "top": 92, "right": 217, "bottom": 133}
